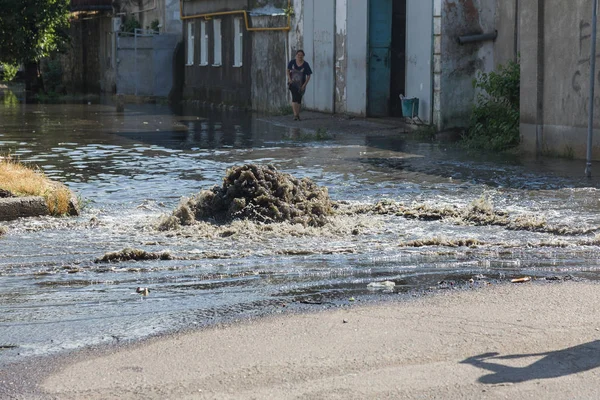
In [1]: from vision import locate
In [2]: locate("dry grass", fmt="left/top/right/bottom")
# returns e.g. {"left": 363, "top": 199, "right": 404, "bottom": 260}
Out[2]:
{"left": 0, "top": 156, "right": 72, "bottom": 215}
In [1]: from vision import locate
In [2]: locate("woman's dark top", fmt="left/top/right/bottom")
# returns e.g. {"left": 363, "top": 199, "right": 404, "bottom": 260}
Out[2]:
{"left": 288, "top": 59, "right": 312, "bottom": 88}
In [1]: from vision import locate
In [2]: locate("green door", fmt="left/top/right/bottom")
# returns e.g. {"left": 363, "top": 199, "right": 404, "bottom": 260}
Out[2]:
{"left": 368, "top": 0, "right": 393, "bottom": 116}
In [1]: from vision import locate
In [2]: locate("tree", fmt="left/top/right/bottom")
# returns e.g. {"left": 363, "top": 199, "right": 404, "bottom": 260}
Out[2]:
{"left": 0, "top": 0, "right": 70, "bottom": 65}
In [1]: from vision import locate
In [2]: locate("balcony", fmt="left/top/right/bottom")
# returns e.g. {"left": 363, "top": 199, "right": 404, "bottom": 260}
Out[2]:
{"left": 71, "top": 0, "right": 113, "bottom": 12}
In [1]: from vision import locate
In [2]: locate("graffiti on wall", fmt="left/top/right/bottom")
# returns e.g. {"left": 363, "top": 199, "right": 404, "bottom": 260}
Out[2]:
{"left": 567, "top": 19, "right": 600, "bottom": 119}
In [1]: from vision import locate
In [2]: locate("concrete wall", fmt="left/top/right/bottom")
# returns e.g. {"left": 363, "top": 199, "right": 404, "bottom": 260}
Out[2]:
{"left": 406, "top": 0, "right": 433, "bottom": 123}
{"left": 346, "top": 0, "right": 368, "bottom": 115}
{"left": 302, "top": 0, "right": 335, "bottom": 112}
{"left": 334, "top": 0, "right": 348, "bottom": 114}
{"left": 117, "top": 34, "right": 179, "bottom": 96}
{"left": 438, "top": 0, "right": 516, "bottom": 130}
{"left": 250, "top": 15, "right": 289, "bottom": 112}
{"left": 520, "top": 0, "right": 600, "bottom": 159}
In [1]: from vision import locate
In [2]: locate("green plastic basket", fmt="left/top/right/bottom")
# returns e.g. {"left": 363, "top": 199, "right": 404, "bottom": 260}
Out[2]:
{"left": 401, "top": 97, "right": 419, "bottom": 118}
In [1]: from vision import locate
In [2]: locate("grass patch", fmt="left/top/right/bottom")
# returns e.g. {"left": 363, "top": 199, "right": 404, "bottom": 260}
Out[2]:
{"left": 0, "top": 156, "right": 73, "bottom": 215}
{"left": 276, "top": 104, "right": 293, "bottom": 116}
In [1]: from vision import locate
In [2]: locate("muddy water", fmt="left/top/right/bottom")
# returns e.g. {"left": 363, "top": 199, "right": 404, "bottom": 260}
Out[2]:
{"left": 1, "top": 91, "right": 600, "bottom": 366}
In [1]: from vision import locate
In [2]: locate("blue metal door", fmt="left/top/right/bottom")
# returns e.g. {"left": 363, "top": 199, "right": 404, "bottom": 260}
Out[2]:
{"left": 368, "top": 0, "right": 392, "bottom": 116}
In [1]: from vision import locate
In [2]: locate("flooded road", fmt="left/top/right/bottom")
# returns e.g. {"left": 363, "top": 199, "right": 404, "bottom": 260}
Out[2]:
{"left": 2, "top": 92, "right": 600, "bottom": 366}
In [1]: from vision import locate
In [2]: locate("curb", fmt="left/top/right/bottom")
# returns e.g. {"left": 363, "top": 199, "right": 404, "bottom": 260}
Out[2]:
{"left": 0, "top": 196, "right": 80, "bottom": 221}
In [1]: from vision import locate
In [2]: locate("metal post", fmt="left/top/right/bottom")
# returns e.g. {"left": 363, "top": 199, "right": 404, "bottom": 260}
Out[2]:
{"left": 586, "top": 0, "right": 598, "bottom": 177}
{"left": 134, "top": 29, "right": 138, "bottom": 97}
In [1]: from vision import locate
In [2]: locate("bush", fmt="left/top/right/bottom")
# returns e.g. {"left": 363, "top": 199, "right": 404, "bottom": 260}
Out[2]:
{"left": 1, "top": 64, "right": 19, "bottom": 81}
{"left": 462, "top": 59, "right": 520, "bottom": 151}
{"left": 41, "top": 58, "right": 63, "bottom": 94}
{"left": 122, "top": 16, "right": 141, "bottom": 34}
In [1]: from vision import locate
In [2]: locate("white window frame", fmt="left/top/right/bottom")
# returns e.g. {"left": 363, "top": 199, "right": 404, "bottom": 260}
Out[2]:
{"left": 213, "top": 19, "right": 222, "bottom": 66}
{"left": 233, "top": 18, "right": 243, "bottom": 67}
{"left": 200, "top": 21, "right": 208, "bottom": 66}
{"left": 186, "top": 22, "right": 194, "bottom": 66}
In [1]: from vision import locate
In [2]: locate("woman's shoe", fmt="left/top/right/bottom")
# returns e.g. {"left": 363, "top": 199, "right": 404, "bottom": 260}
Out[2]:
{"left": 293, "top": 116, "right": 299, "bottom": 121}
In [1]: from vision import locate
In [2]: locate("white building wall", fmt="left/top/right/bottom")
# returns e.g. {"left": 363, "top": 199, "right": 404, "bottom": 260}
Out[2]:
{"left": 346, "top": 0, "right": 368, "bottom": 115}
{"left": 406, "top": 0, "right": 433, "bottom": 123}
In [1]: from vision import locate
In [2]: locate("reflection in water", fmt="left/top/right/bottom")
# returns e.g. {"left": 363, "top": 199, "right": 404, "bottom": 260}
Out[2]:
{"left": 0, "top": 93, "right": 600, "bottom": 366}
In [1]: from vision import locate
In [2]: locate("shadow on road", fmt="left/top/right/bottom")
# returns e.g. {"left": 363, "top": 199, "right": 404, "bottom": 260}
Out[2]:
{"left": 461, "top": 340, "right": 600, "bottom": 384}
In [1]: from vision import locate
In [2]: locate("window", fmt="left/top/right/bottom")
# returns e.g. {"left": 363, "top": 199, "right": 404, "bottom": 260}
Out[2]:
{"left": 186, "top": 22, "right": 194, "bottom": 66}
{"left": 200, "top": 21, "right": 208, "bottom": 66}
{"left": 233, "top": 18, "right": 243, "bottom": 67}
{"left": 213, "top": 19, "right": 222, "bottom": 66}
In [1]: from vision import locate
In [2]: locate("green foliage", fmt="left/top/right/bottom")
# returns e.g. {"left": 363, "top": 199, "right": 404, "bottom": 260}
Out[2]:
{"left": 122, "top": 16, "right": 142, "bottom": 34}
{"left": 41, "top": 58, "right": 63, "bottom": 94}
{"left": 0, "top": 0, "right": 70, "bottom": 64}
{"left": 1, "top": 63, "right": 18, "bottom": 81}
{"left": 276, "top": 104, "right": 293, "bottom": 115}
{"left": 283, "top": 5, "right": 295, "bottom": 17}
{"left": 150, "top": 19, "right": 160, "bottom": 33}
{"left": 462, "top": 59, "right": 520, "bottom": 151}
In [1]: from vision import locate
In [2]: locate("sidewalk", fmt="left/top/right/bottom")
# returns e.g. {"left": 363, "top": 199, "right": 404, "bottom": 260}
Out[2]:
{"left": 259, "top": 111, "right": 417, "bottom": 136}
{"left": 21, "top": 281, "right": 600, "bottom": 399}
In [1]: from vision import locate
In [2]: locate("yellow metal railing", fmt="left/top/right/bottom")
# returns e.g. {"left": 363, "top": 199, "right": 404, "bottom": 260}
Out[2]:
{"left": 179, "top": 0, "right": 291, "bottom": 32}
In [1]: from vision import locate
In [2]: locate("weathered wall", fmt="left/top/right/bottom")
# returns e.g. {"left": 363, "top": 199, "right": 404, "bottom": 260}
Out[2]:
{"left": 345, "top": 0, "right": 368, "bottom": 115}
{"left": 406, "top": 0, "right": 433, "bottom": 123}
{"left": 439, "top": 0, "right": 515, "bottom": 130}
{"left": 302, "top": 0, "right": 335, "bottom": 112}
{"left": 61, "top": 15, "right": 113, "bottom": 93}
{"left": 182, "top": 16, "right": 252, "bottom": 107}
{"left": 520, "top": 0, "right": 600, "bottom": 159}
{"left": 334, "top": 0, "right": 347, "bottom": 114}
{"left": 165, "top": 0, "right": 183, "bottom": 35}
{"left": 117, "top": 34, "right": 179, "bottom": 96}
{"left": 250, "top": 15, "right": 289, "bottom": 112}
{"left": 440, "top": 0, "right": 495, "bottom": 129}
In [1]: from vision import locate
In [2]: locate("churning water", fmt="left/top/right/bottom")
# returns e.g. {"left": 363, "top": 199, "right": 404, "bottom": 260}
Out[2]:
{"left": 2, "top": 91, "right": 600, "bottom": 366}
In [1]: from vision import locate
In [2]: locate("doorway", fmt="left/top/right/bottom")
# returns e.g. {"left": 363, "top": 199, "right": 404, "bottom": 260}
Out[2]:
{"left": 390, "top": 0, "right": 407, "bottom": 117}
{"left": 368, "top": 0, "right": 407, "bottom": 117}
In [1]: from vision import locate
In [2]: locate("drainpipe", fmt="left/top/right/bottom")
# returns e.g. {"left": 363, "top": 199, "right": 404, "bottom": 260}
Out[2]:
{"left": 179, "top": 0, "right": 291, "bottom": 32}
{"left": 586, "top": 0, "right": 598, "bottom": 178}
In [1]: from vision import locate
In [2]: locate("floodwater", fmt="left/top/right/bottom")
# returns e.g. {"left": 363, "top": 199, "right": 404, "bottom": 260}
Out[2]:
{"left": 2, "top": 87, "right": 600, "bottom": 366}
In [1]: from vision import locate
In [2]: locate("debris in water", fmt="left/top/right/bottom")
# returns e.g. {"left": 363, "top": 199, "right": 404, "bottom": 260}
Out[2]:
{"left": 95, "top": 248, "right": 173, "bottom": 263}
{"left": 510, "top": 277, "right": 531, "bottom": 283}
{"left": 367, "top": 280, "right": 396, "bottom": 289}
{"left": 159, "top": 164, "right": 335, "bottom": 229}
{"left": 399, "top": 237, "right": 484, "bottom": 248}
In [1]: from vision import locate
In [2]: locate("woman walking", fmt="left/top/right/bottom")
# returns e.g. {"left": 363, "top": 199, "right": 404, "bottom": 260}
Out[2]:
{"left": 287, "top": 50, "right": 312, "bottom": 121}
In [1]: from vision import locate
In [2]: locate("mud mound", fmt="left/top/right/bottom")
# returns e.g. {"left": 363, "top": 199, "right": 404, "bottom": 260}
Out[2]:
{"left": 95, "top": 248, "right": 173, "bottom": 263}
{"left": 160, "top": 164, "right": 335, "bottom": 229}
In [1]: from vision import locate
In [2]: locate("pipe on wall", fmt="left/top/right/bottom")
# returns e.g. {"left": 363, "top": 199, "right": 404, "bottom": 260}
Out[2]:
{"left": 179, "top": 0, "right": 291, "bottom": 32}
{"left": 457, "top": 30, "right": 497, "bottom": 45}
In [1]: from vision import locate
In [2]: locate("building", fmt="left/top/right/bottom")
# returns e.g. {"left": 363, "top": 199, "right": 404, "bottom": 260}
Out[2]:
{"left": 519, "top": 0, "right": 600, "bottom": 160}
{"left": 181, "top": 0, "right": 516, "bottom": 130}
{"left": 64, "top": 0, "right": 182, "bottom": 96}
{"left": 180, "top": 0, "right": 291, "bottom": 111}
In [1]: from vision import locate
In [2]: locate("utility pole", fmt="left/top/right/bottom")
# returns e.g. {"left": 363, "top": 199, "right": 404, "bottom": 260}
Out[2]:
{"left": 586, "top": 0, "right": 598, "bottom": 178}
